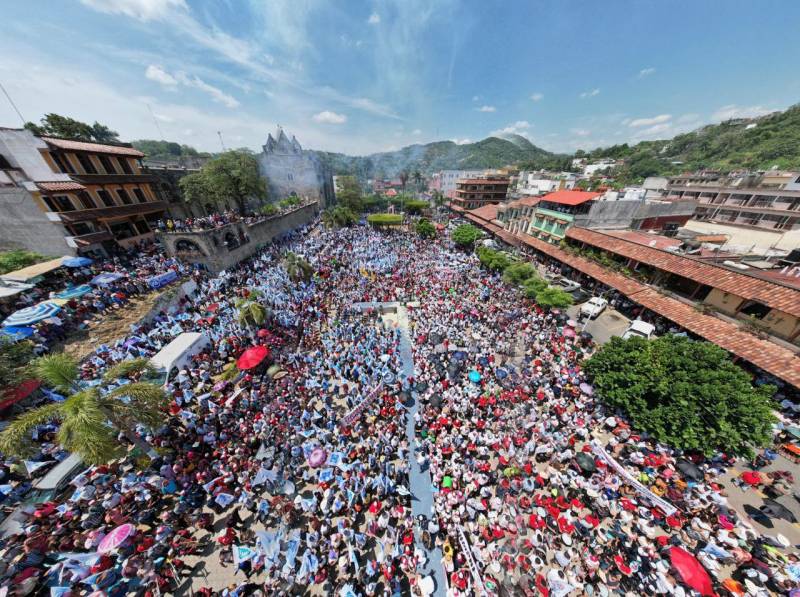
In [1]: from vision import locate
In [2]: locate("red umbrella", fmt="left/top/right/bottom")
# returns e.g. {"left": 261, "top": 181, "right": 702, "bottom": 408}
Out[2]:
{"left": 740, "top": 471, "right": 761, "bottom": 486}
{"left": 670, "top": 546, "right": 715, "bottom": 596}
{"left": 206, "top": 303, "right": 220, "bottom": 313}
{"left": 237, "top": 345, "right": 270, "bottom": 370}
{"left": 257, "top": 329, "right": 270, "bottom": 338}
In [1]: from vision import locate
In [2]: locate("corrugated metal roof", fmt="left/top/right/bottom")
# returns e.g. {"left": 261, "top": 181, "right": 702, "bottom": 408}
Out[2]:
{"left": 42, "top": 137, "right": 144, "bottom": 158}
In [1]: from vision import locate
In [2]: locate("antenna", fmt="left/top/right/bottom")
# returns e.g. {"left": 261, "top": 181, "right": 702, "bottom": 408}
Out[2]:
{"left": 217, "top": 131, "right": 227, "bottom": 152}
{"left": 146, "top": 103, "right": 165, "bottom": 140}
{"left": 0, "top": 80, "right": 26, "bottom": 125}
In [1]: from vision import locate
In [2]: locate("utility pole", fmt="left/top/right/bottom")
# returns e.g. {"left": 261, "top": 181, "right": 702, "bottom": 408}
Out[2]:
{"left": 0, "top": 80, "right": 26, "bottom": 126}
{"left": 217, "top": 131, "right": 227, "bottom": 152}
{"left": 146, "top": 103, "right": 165, "bottom": 140}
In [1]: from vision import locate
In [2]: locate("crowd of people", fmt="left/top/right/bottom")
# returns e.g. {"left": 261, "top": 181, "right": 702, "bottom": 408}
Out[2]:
{"left": 0, "top": 221, "right": 799, "bottom": 596}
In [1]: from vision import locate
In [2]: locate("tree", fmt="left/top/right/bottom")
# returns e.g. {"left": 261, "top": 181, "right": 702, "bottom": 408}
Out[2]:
{"left": 367, "top": 213, "right": 403, "bottom": 227}
{"left": 335, "top": 176, "right": 364, "bottom": 212}
{"left": 284, "top": 252, "right": 313, "bottom": 282}
{"left": 0, "top": 250, "right": 50, "bottom": 275}
{"left": 521, "top": 276, "right": 548, "bottom": 298}
{"left": 236, "top": 297, "right": 268, "bottom": 328}
{"left": 502, "top": 262, "right": 538, "bottom": 286}
{"left": 412, "top": 170, "right": 423, "bottom": 190}
{"left": 415, "top": 218, "right": 436, "bottom": 239}
{"left": 534, "top": 287, "right": 574, "bottom": 310}
{"left": 24, "top": 114, "right": 120, "bottom": 143}
{"left": 322, "top": 206, "right": 357, "bottom": 228}
{"left": 202, "top": 150, "right": 267, "bottom": 214}
{"left": 404, "top": 200, "right": 429, "bottom": 215}
{"left": 399, "top": 171, "right": 409, "bottom": 191}
{"left": 0, "top": 338, "right": 34, "bottom": 388}
{"left": 451, "top": 224, "right": 482, "bottom": 249}
{"left": 476, "top": 246, "right": 514, "bottom": 272}
{"left": 0, "top": 354, "right": 167, "bottom": 464}
{"left": 179, "top": 171, "right": 217, "bottom": 208}
{"left": 585, "top": 335, "right": 776, "bottom": 457}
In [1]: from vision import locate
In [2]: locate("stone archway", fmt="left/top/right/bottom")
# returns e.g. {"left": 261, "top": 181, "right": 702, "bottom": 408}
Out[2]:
{"left": 223, "top": 231, "right": 240, "bottom": 250}
{"left": 174, "top": 238, "right": 206, "bottom": 255}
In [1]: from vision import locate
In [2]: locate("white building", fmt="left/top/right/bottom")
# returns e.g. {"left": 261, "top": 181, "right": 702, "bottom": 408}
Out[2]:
{"left": 431, "top": 169, "right": 489, "bottom": 199}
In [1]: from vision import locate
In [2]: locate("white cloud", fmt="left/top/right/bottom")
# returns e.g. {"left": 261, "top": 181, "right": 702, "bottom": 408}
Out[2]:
{"left": 629, "top": 114, "right": 672, "bottom": 127}
{"left": 712, "top": 104, "right": 774, "bottom": 121}
{"left": 153, "top": 112, "right": 174, "bottom": 122}
{"left": 491, "top": 120, "right": 531, "bottom": 137}
{"left": 477, "top": 105, "right": 496, "bottom": 112}
{"left": 530, "top": 92, "right": 543, "bottom": 102}
{"left": 411, "top": 128, "right": 422, "bottom": 135}
{"left": 312, "top": 110, "right": 347, "bottom": 124}
{"left": 451, "top": 138, "right": 471, "bottom": 145}
{"left": 368, "top": 12, "right": 381, "bottom": 24}
{"left": 570, "top": 128, "right": 591, "bottom": 137}
{"left": 579, "top": 88, "right": 600, "bottom": 99}
{"left": 145, "top": 64, "right": 177, "bottom": 86}
{"left": 638, "top": 67, "right": 656, "bottom": 78}
{"left": 79, "top": 0, "right": 187, "bottom": 21}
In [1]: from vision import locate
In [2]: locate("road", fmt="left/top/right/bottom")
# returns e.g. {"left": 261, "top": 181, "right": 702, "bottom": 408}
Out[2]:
{"left": 567, "top": 303, "right": 631, "bottom": 345}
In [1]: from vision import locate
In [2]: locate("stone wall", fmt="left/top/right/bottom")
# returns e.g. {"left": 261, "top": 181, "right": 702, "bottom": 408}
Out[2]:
{"left": 0, "top": 188, "right": 73, "bottom": 256}
{"left": 158, "top": 201, "right": 319, "bottom": 273}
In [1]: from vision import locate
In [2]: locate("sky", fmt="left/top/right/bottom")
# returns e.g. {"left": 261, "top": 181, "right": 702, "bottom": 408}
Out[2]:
{"left": 1, "top": 0, "right": 800, "bottom": 157}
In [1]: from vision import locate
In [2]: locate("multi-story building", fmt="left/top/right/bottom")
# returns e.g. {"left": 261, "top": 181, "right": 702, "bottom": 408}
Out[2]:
{"left": 430, "top": 170, "right": 489, "bottom": 199}
{"left": 496, "top": 196, "right": 540, "bottom": 234}
{"left": 0, "top": 128, "right": 166, "bottom": 256}
{"left": 451, "top": 177, "right": 509, "bottom": 210}
{"left": 528, "top": 190, "right": 603, "bottom": 241}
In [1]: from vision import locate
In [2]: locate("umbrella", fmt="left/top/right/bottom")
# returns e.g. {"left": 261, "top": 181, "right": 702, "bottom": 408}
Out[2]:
{"left": 579, "top": 383, "right": 593, "bottom": 395}
{"left": 575, "top": 453, "right": 597, "bottom": 473}
{"left": 90, "top": 272, "right": 124, "bottom": 286}
{"left": 442, "top": 476, "right": 453, "bottom": 488}
{"left": 55, "top": 284, "right": 93, "bottom": 299}
{"left": 562, "top": 327, "right": 576, "bottom": 338}
{"left": 257, "top": 328, "right": 270, "bottom": 338}
{"left": 207, "top": 303, "right": 220, "bottom": 313}
{"left": 3, "top": 301, "right": 62, "bottom": 327}
{"left": 468, "top": 371, "right": 481, "bottom": 383}
{"left": 237, "top": 346, "right": 270, "bottom": 370}
{"left": 567, "top": 320, "right": 577, "bottom": 327}
{"left": 785, "top": 426, "right": 800, "bottom": 440}
{"left": 761, "top": 499, "right": 797, "bottom": 522}
{"left": 1, "top": 326, "right": 35, "bottom": 341}
{"left": 308, "top": 448, "right": 327, "bottom": 468}
{"left": 97, "top": 523, "right": 135, "bottom": 553}
{"left": 62, "top": 256, "right": 93, "bottom": 268}
{"left": 495, "top": 368, "right": 508, "bottom": 380}
{"left": 740, "top": 471, "right": 762, "bottom": 486}
{"left": 669, "top": 546, "right": 714, "bottom": 596}
{"left": 676, "top": 459, "right": 703, "bottom": 481}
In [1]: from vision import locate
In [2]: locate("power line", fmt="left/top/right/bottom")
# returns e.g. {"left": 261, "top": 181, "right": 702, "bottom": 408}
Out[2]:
{"left": 217, "top": 131, "right": 227, "bottom": 152}
{"left": 146, "top": 103, "right": 165, "bottom": 140}
{"left": 0, "top": 80, "right": 26, "bottom": 125}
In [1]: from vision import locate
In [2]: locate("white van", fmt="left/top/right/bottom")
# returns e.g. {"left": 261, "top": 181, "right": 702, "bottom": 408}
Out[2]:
{"left": 148, "top": 332, "right": 211, "bottom": 387}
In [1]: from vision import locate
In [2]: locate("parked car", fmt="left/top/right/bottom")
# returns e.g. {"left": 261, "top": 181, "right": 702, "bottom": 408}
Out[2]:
{"left": 554, "top": 278, "right": 582, "bottom": 293}
{"left": 621, "top": 320, "right": 657, "bottom": 340}
{"left": 571, "top": 288, "right": 591, "bottom": 303}
{"left": 580, "top": 297, "right": 608, "bottom": 319}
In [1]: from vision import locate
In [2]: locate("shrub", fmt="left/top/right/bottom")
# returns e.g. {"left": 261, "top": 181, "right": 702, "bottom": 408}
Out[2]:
{"left": 260, "top": 204, "right": 278, "bottom": 216}
{"left": 503, "top": 262, "right": 538, "bottom": 286}
{"left": 415, "top": 219, "right": 437, "bottom": 239}
{"left": 367, "top": 213, "right": 403, "bottom": 227}
{"left": 405, "top": 200, "right": 430, "bottom": 215}
{"left": 451, "top": 224, "right": 482, "bottom": 248}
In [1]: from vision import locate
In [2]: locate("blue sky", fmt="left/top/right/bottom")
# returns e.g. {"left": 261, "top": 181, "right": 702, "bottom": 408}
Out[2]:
{"left": 1, "top": 0, "right": 799, "bottom": 156}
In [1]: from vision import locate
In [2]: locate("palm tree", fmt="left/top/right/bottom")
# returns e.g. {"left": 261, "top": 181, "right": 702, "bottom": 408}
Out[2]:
{"left": 284, "top": 251, "right": 313, "bottom": 282}
{"left": 0, "top": 354, "right": 168, "bottom": 465}
{"left": 399, "top": 170, "right": 409, "bottom": 191}
{"left": 412, "top": 170, "right": 423, "bottom": 190}
{"left": 236, "top": 297, "right": 268, "bottom": 328}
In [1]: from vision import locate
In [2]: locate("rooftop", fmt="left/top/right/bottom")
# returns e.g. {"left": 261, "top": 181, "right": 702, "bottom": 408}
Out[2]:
{"left": 42, "top": 137, "right": 144, "bottom": 158}
{"left": 539, "top": 190, "right": 602, "bottom": 206}
{"left": 456, "top": 178, "right": 510, "bottom": 185}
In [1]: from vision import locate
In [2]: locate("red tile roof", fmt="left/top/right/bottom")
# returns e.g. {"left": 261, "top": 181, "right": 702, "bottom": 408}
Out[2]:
{"left": 42, "top": 137, "right": 144, "bottom": 157}
{"left": 566, "top": 227, "right": 800, "bottom": 319}
{"left": 457, "top": 209, "right": 800, "bottom": 389}
{"left": 36, "top": 181, "right": 86, "bottom": 192}
{"left": 470, "top": 203, "right": 500, "bottom": 221}
{"left": 602, "top": 230, "right": 682, "bottom": 251}
{"left": 539, "top": 190, "right": 602, "bottom": 206}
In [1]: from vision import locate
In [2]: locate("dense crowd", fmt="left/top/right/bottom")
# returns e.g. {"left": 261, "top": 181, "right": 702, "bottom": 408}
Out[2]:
{"left": 0, "top": 222, "right": 799, "bottom": 597}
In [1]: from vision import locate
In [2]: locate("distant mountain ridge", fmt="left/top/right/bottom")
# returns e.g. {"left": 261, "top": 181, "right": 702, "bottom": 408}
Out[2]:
{"left": 316, "top": 135, "right": 560, "bottom": 179}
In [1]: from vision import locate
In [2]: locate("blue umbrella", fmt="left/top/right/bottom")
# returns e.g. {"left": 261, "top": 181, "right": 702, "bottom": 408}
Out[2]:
{"left": 55, "top": 284, "right": 93, "bottom": 299}
{"left": 495, "top": 368, "right": 508, "bottom": 379}
{"left": 62, "top": 256, "right": 93, "bottom": 268}
{"left": 468, "top": 370, "right": 481, "bottom": 383}
{"left": 3, "top": 301, "right": 62, "bottom": 327}
{"left": 90, "top": 272, "right": 124, "bottom": 286}
{"left": 452, "top": 351, "right": 467, "bottom": 361}
{"left": 0, "top": 326, "right": 35, "bottom": 341}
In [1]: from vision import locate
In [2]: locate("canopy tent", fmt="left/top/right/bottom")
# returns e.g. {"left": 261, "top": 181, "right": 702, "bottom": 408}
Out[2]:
{"left": 62, "top": 256, "right": 93, "bottom": 268}
{"left": 0, "top": 256, "right": 69, "bottom": 282}
{"left": 55, "top": 285, "right": 93, "bottom": 300}
{"left": 90, "top": 272, "right": 124, "bottom": 286}
{"left": 0, "top": 326, "right": 35, "bottom": 342}
{"left": 0, "top": 279, "right": 35, "bottom": 299}
{"left": 3, "top": 301, "right": 62, "bottom": 327}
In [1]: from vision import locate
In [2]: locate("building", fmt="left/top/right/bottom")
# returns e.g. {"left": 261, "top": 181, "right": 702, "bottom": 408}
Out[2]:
{"left": 430, "top": 170, "right": 489, "bottom": 199}
{"left": 143, "top": 164, "right": 202, "bottom": 219}
{"left": 0, "top": 128, "right": 166, "bottom": 256}
{"left": 451, "top": 177, "right": 510, "bottom": 210}
{"left": 528, "top": 190, "right": 603, "bottom": 241}
{"left": 496, "top": 196, "right": 540, "bottom": 234}
{"left": 258, "top": 127, "right": 333, "bottom": 207}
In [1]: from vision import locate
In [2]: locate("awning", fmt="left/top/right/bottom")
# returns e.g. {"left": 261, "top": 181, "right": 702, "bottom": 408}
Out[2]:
{"left": 1, "top": 256, "right": 70, "bottom": 282}
{"left": 0, "top": 280, "right": 35, "bottom": 299}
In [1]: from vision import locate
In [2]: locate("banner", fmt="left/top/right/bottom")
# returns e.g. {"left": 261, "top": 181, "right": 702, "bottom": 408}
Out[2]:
{"left": 590, "top": 440, "right": 678, "bottom": 516}
{"left": 148, "top": 270, "right": 178, "bottom": 290}
{"left": 340, "top": 382, "right": 383, "bottom": 427}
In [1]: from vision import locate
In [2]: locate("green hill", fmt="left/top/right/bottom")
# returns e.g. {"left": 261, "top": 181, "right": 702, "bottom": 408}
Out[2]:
{"left": 316, "top": 135, "right": 565, "bottom": 179}
{"left": 586, "top": 103, "right": 800, "bottom": 182}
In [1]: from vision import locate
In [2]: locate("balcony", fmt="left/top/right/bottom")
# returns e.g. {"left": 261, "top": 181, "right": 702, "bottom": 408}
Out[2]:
{"left": 65, "top": 230, "right": 114, "bottom": 248}
{"left": 71, "top": 173, "right": 157, "bottom": 185}
{"left": 57, "top": 200, "right": 168, "bottom": 224}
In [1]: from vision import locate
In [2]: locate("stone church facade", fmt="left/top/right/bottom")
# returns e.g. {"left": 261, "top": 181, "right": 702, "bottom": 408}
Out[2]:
{"left": 257, "top": 128, "right": 333, "bottom": 206}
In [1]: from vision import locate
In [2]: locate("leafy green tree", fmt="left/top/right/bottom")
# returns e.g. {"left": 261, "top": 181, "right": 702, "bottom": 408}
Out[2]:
{"left": 284, "top": 252, "right": 314, "bottom": 282}
{"left": 585, "top": 335, "right": 776, "bottom": 456}
{"left": 322, "top": 206, "right": 357, "bottom": 228}
{"left": 0, "top": 250, "right": 50, "bottom": 275}
{"left": 0, "top": 354, "right": 167, "bottom": 464}
{"left": 405, "top": 200, "right": 429, "bottom": 215}
{"left": 0, "top": 338, "right": 35, "bottom": 388}
{"left": 476, "top": 247, "right": 514, "bottom": 272}
{"left": 412, "top": 170, "right": 423, "bottom": 190}
{"left": 179, "top": 171, "right": 218, "bottom": 209}
{"left": 260, "top": 204, "right": 278, "bottom": 216}
{"left": 451, "top": 224, "right": 482, "bottom": 248}
{"left": 521, "top": 276, "right": 548, "bottom": 298}
{"left": 503, "top": 262, "right": 538, "bottom": 286}
{"left": 415, "top": 218, "right": 436, "bottom": 239}
{"left": 534, "top": 286, "right": 574, "bottom": 310}
{"left": 202, "top": 150, "right": 267, "bottom": 214}
{"left": 24, "top": 114, "right": 120, "bottom": 143}
{"left": 336, "top": 176, "right": 364, "bottom": 212}
{"left": 235, "top": 297, "right": 268, "bottom": 328}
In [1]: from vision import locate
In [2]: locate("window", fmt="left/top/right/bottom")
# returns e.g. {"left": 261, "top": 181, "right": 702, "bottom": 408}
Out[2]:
{"left": 132, "top": 188, "right": 147, "bottom": 203}
{"left": 117, "top": 157, "right": 133, "bottom": 174}
{"left": 133, "top": 219, "right": 150, "bottom": 235}
{"left": 75, "top": 153, "right": 97, "bottom": 174}
{"left": 117, "top": 189, "right": 133, "bottom": 205}
{"left": 68, "top": 222, "right": 94, "bottom": 236}
{"left": 97, "top": 189, "right": 115, "bottom": 207}
{"left": 98, "top": 155, "right": 117, "bottom": 174}
{"left": 50, "top": 152, "right": 75, "bottom": 174}
{"left": 77, "top": 191, "right": 95, "bottom": 210}
{"left": 108, "top": 221, "right": 136, "bottom": 240}
{"left": 42, "top": 195, "right": 75, "bottom": 212}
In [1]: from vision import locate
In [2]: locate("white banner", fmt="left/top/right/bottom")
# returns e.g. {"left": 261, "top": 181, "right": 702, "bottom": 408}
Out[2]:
{"left": 340, "top": 383, "right": 383, "bottom": 427}
{"left": 590, "top": 440, "right": 678, "bottom": 516}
